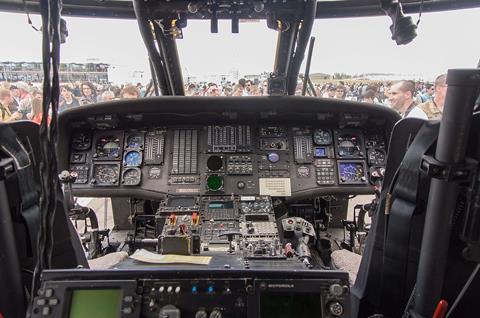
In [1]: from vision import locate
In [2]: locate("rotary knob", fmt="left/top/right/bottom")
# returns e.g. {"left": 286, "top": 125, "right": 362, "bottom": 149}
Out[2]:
{"left": 329, "top": 284, "right": 344, "bottom": 297}
{"left": 328, "top": 301, "right": 344, "bottom": 317}
{"left": 209, "top": 309, "right": 223, "bottom": 318}
{"left": 195, "top": 309, "right": 208, "bottom": 318}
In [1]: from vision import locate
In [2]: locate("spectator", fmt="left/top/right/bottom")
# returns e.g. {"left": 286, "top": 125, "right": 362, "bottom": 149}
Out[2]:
{"left": 72, "top": 81, "right": 82, "bottom": 97}
{"left": 136, "top": 83, "right": 145, "bottom": 97}
{"left": 388, "top": 80, "right": 420, "bottom": 118}
{"left": 334, "top": 85, "right": 346, "bottom": 100}
{"left": 323, "top": 85, "right": 336, "bottom": 98}
{"left": 10, "top": 84, "right": 20, "bottom": 109}
{"left": 416, "top": 83, "right": 434, "bottom": 104}
{"left": 185, "top": 83, "right": 197, "bottom": 96}
{"left": 411, "top": 74, "right": 447, "bottom": 120}
{"left": 232, "top": 84, "right": 244, "bottom": 96}
{"left": 361, "top": 89, "right": 376, "bottom": 104}
{"left": 245, "top": 80, "right": 253, "bottom": 95}
{"left": 249, "top": 85, "right": 260, "bottom": 96}
{"left": 80, "top": 82, "right": 97, "bottom": 105}
{"left": 60, "top": 85, "right": 80, "bottom": 111}
{"left": 0, "top": 88, "right": 23, "bottom": 121}
{"left": 206, "top": 83, "right": 220, "bottom": 96}
{"left": 102, "top": 90, "right": 115, "bottom": 101}
{"left": 261, "top": 80, "right": 269, "bottom": 96}
{"left": 238, "top": 78, "right": 246, "bottom": 90}
{"left": 16, "top": 82, "right": 32, "bottom": 103}
{"left": 222, "top": 86, "right": 233, "bottom": 96}
{"left": 28, "top": 96, "right": 49, "bottom": 124}
{"left": 120, "top": 85, "right": 140, "bottom": 99}
{"left": 111, "top": 86, "right": 122, "bottom": 99}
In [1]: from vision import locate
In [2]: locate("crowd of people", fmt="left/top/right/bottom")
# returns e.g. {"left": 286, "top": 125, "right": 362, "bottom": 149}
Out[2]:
{"left": 0, "top": 74, "right": 447, "bottom": 123}
{"left": 184, "top": 74, "right": 447, "bottom": 120}
{"left": 0, "top": 81, "right": 145, "bottom": 123}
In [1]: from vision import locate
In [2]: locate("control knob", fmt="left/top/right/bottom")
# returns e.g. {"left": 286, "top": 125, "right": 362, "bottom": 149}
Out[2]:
{"left": 209, "top": 309, "right": 223, "bottom": 318}
{"left": 328, "top": 301, "right": 344, "bottom": 317}
{"left": 195, "top": 309, "right": 208, "bottom": 318}
{"left": 329, "top": 284, "right": 344, "bottom": 297}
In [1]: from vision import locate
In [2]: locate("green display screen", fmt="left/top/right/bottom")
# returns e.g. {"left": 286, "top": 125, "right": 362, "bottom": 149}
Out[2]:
{"left": 208, "top": 201, "right": 234, "bottom": 209}
{"left": 260, "top": 292, "right": 323, "bottom": 318}
{"left": 69, "top": 289, "right": 122, "bottom": 318}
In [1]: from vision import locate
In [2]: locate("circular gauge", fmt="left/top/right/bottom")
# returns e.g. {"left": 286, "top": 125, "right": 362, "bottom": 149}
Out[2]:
{"left": 122, "top": 168, "right": 141, "bottom": 186}
{"left": 148, "top": 167, "right": 161, "bottom": 179}
{"left": 93, "top": 164, "right": 119, "bottom": 185}
{"left": 207, "top": 174, "right": 223, "bottom": 192}
{"left": 126, "top": 134, "right": 143, "bottom": 148}
{"left": 313, "top": 129, "right": 332, "bottom": 145}
{"left": 367, "top": 149, "right": 386, "bottom": 165}
{"left": 96, "top": 136, "right": 121, "bottom": 158}
{"left": 337, "top": 135, "right": 361, "bottom": 157}
{"left": 297, "top": 166, "right": 310, "bottom": 178}
{"left": 207, "top": 155, "right": 223, "bottom": 171}
{"left": 72, "top": 132, "right": 91, "bottom": 150}
{"left": 267, "top": 152, "right": 280, "bottom": 163}
{"left": 124, "top": 150, "right": 142, "bottom": 166}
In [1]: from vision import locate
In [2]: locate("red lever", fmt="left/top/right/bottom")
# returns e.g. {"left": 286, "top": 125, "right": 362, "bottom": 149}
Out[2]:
{"left": 432, "top": 300, "right": 448, "bottom": 318}
{"left": 169, "top": 214, "right": 177, "bottom": 225}
{"left": 192, "top": 212, "right": 198, "bottom": 224}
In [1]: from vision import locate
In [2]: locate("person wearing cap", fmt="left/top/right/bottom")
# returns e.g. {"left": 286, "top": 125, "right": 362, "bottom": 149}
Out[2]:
{"left": 408, "top": 74, "right": 447, "bottom": 120}
{"left": 322, "top": 85, "right": 336, "bottom": 98}
{"left": 16, "top": 82, "right": 32, "bottom": 103}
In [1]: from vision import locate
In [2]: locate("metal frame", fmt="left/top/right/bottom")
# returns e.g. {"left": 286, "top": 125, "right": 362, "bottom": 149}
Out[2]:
{"left": 1, "top": 0, "right": 480, "bottom": 20}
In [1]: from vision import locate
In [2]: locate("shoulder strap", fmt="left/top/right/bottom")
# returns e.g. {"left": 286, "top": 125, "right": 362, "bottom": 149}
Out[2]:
{"left": 380, "top": 122, "right": 440, "bottom": 316}
{"left": 0, "top": 125, "right": 40, "bottom": 259}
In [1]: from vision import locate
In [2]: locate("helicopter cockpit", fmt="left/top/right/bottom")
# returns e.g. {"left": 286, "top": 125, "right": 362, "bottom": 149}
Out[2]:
{"left": 0, "top": 1, "right": 480, "bottom": 318}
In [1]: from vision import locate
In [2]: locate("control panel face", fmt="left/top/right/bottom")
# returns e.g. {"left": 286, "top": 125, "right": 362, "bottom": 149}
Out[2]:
{"left": 67, "top": 122, "right": 387, "bottom": 197}
{"left": 32, "top": 271, "right": 351, "bottom": 318}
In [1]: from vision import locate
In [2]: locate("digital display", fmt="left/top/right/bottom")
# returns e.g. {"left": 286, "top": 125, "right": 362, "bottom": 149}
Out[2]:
{"left": 338, "top": 161, "right": 365, "bottom": 183}
{"left": 208, "top": 201, "right": 234, "bottom": 209}
{"left": 69, "top": 289, "right": 121, "bottom": 318}
{"left": 245, "top": 214, "right": 270, "bottom": 222}
{"left": 260, "top": 292, "right": 323, "bottom": 318}
{"left": 314, "top": 147, "right": 327, "bottom": 157}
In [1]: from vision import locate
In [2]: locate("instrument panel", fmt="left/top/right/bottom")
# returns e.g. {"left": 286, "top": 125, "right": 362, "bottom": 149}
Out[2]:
{"left": 68, "top": 124, "right": 387, "bottom": 197}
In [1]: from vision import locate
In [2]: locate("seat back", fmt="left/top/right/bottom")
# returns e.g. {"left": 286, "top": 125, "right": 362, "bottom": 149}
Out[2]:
{"left": 0, "top": 121, "right": 88, "bottom": 316}
{"left": 352, "top": 114, "right": 480, "bottom": 317}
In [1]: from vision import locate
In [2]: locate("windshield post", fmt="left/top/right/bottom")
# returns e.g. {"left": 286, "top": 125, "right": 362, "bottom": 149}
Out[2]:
{"left": 152, "top": 19, "right": 185, "bottom": 96}
{"left": 132, "top": 0, "right": 171, "bottom": 95}
{"left": 286, "top": 0, "right": 316, "bottom": 95}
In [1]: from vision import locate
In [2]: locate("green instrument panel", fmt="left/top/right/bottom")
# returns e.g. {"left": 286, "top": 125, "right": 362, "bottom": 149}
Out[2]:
{"left": 69, "top": 289, "right": 121, "bottom": 318}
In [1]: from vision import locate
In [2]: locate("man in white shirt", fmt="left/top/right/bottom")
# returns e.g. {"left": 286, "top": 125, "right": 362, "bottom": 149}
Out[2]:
{"left": 388, "top": 80, "right": 427, "bottom": 119}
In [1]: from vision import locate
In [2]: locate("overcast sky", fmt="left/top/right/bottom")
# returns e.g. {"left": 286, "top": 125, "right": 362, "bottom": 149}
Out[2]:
{"left": 1, "top": 7, "right": 479, "bottom": 81}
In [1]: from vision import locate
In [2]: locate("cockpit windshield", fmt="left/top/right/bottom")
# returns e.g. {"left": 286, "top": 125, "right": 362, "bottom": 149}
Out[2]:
{"left": 0, "top": 6, "right": 479, "bottom": 110}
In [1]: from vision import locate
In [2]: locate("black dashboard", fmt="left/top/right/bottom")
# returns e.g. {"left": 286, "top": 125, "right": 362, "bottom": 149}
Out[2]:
{"left": 58, "top": 96, "right": 399, "bottom": 200}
